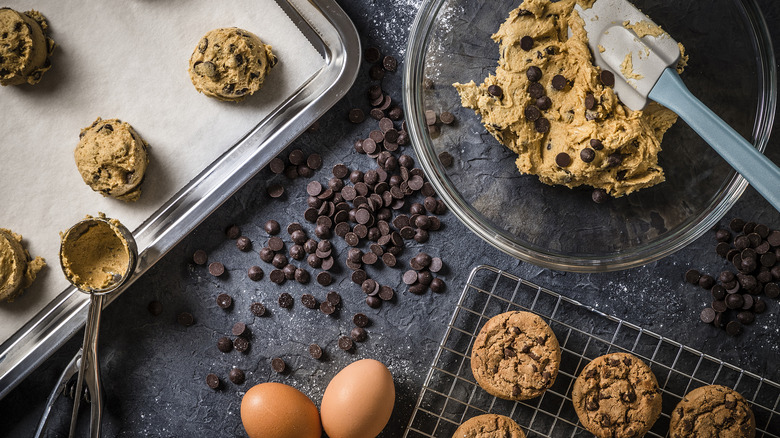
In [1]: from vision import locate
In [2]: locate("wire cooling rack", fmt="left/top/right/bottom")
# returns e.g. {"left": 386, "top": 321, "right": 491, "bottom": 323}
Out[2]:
{"left": 404, "top": 265, "right": 780, "bottom": 437}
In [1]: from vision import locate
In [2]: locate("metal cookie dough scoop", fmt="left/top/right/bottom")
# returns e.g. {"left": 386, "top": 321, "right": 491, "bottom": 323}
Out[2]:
{"left": 576, "top": 0, "right": 780, "bottom": 211}
{"left": 36, "top": 216, "right": 137, "bottom": 438}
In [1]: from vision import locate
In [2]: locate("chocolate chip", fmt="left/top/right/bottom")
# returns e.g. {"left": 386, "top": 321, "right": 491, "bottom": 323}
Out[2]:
{"left": 295, "top": 268, "right": 310, "bottom": 284}
{"left": 209, "top": 262, "right": 225, "bottom": 277}
{"left": 232, "top": 322, "right": 248, "bottom": 337}
{"left": 228, "top": 368, "right": 245, "bottom": 385}
{"left": 526, "top": 66, "right": 542, "bottom": 82}
{"left": 320, "top": 301, "right": 335, "bottom": 315}
{"left": 585, "top": 93, "right": 596, "bottom": 110}
{"left": 351, "top": 327, "right": 367, "bottom": 342}
{"left": 217, "top": 337, "right": 233, "bottom": 353}
{"left": 327, "top": 291, "right": 341, "bottom": 307}
{"left": 191, "top": 249, "right": 208, "bottom": 266}
{"left": 267, "top": 184, "right": 284, "bottom": 198}
{"left": 272, "top": 253, "right": 288, "bottom": 269}
{"left": 271, "top": 357, "right": 286, "bottom": 373}
{"left": 600, "top": 70, "right": 615, "bottom": 87}
{"left": 699, "top": 275, "right": 715, "bottom": 290}
{"left": 590, "top": 138, "right": 604, "bottom": 150}
{"left": 233, "top": 336, "right": 250, "bottom": 352}
{"left": 349, "top": 108, "right": 365, "bottom": 123}
{"left": 382, "top": 55, "right": 397, "bottom": 72}
{"left": 309, "top": 343, "right": 323, "bottom": 360}
{"left": 364, "top": 46, "right": 381, "bottom": 63}
{"left": 269, "top": 158, "right": 285, "bottom": 174}
{"left": 264, "top": 220, "right": 281, "bottom": 235}
{"left": 555, "top": 153, "right": 571, "bottom": 167}
{"left": 430, "top": 278, "right": 446, "bottom": 293}
{"left": 520, "top": 35, "right": 534, "bottom": 51}
{"left": 768, "top": 230, "right": 780, "bottom": 246}
{"left": 524, "top": 105, "right": 541, "bottom": 121}
{"left": 700, "top": 307, "right": 716, "bottom": 324}
{"left": 552, "top": 74, "right": 567, "bottom": 90}
{"left": 753, "top": 299, "right": 767, "bottom": 313}
{"left": 592, "top": 189, "right": 608, "bottom": 204}
{"left": 726, "top": 320, "right": 743, "bottom": 336}
{"left": 534, "top": 118, "right": 550, "bottom": 134}
{"left": 488, "top": 84, "right": 503, "bottom": 98}
{"left": 726, "top": 293, "right": 744, "bottom": 309}
{"left": 607, "top": 153, "right": 622, "bottom": 167}
{"left": 379, "top": 285, "right": 395, "bottom": 300}
{"left": 713, "top": 300, "right": 728, "bottom": 313}
{"left": 250, "top": 302, "right": 266, "bottom": 316}
{"left": 236, "top": 236, "right": 252, "bottom": 251}
{"left": 317, "top": 271, "right": 332, "bottom": 286}
{"left": 216, "top": 293, "right": 233, "bottom": 309}
{"left": 528, "top": 82, "right": 545, "bottom": 99}
{"left": 764, "top": 283, "right": 780, "bottom": 298}
{"left": 278, "top": 292, "right": 293, "bottom": 309}
{"left": 730, "top": 218, "right": 746, "bottom": 232}
{"left": 307, "top": 153, "right": 323, "bottom": 170}
{"left": 536, "top": 96, "right": 552, "bottom": 111}
{"left": 206, "top": 373, "right": 221, "bottom": 390}
{"left": 439, "top": 111, "right": 455, "bottom": 125}
{"left": 338, "top": 336, "right": 354, "bottom": 351}
{"left": 580, "top": 148, "right": 595, "bottom": 163}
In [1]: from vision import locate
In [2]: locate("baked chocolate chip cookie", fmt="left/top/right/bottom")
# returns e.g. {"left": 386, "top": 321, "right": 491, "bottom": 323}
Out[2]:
{"left": 572, "top": 352, "right": 661, "bottom": 438}
{"left": 470, "top": 311, "right": 561, "bottom": 401}
{"left": 188, "top": 27, "right": 277, "bottom": 102}
{"left": 0, "top": 8, "right": 55, "bottom": 86}
{"left": 670, "top": 385, "right": 755, "bottom": 438}
{"left": 452, "top": 414, "right": 526, "bottom": 438}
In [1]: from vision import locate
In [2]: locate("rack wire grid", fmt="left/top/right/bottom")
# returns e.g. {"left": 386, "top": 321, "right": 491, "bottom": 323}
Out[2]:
{"left": 404, "top": 265, "right": 780, "bottom": 437}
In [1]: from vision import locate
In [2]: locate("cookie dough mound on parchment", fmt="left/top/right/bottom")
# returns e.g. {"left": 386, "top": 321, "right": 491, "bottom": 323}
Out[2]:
{"left": 75, "top": 118, "right": 150, "bottom": 202}
{"left": 0, "top": 228, "right": 45, "bottom": 302}
{"left": 0, "top": 8, "right": 55, "bottom": 86}
{"left": 188, "top": 27, "right": 277, "bottom": 102}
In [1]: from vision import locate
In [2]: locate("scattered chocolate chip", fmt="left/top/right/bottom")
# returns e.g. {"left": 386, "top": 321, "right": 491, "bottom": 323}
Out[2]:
{"left": 236, "top": 236, "right": 252, "bottom": 251}
{"left": 309, "top": 344, "right": 323, "bottom": 360}
{"left": 193, "top": 250, "right": 208, "bottom": 265}
{"left": 338, "top": 336, "right": 354, "bottom": 351}
{"left": 317, "top": 271, "right": 332, "bottom": 286}
{"left": 700, "top": 307, "right": 716, "bottom": 324}
{"left": 430, "top": 278, "right": 446, "bottom": 293}
{"left": 592, "top": 189, "right": 608, "bottom": 204}
{"left": 250, "top": 302, "right": 266, "bottom": 317}
{"left": 217, "top": 336, "right": 233, "bottom": 353}
{"left": 248, "top": 266, "right": 263, "bottom": 281}
{"left": 351, "top": 327, "right": 367, "bottom": 342}
{"left": 271, "top": 357, "right": 286, "bottom": 373}
{"left": 264, "top": 220, "right": 281, "bottom": 235}
{"left": 233, "top": 336, "right": 250, "bottom": 352}
{"left": 208, "top": 262, "right": 225, "bottom": 277}
{"left": 349, "top": 108, "right": 365, "bottom": 123}
{"left": 228, "top": 368, "right": 245, "bottom": 385}
{"left": 232, "top": 322, "right": 248, "bottom": 337}
{"left": 206, "top": 373, "right": 221, "bottom": 390}
{"left": 267, "top": 184, "right": 284, "bottom": 198}
{"left": 216, "top": 293, "right": 233, "bottom": 309}
{"left": 440, "top": 111, "right": 455, "bottom": 125}
{"left": 726, "top": 320, "right": 743, "bottom": 336}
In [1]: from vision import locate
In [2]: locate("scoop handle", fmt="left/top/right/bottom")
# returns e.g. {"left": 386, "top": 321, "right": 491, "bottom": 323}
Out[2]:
{"left": 649, "top": 68, "right": 780, "bottom": 212}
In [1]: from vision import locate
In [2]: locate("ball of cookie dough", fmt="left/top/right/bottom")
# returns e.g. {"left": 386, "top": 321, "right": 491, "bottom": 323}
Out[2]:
{"left": 188, "top": 27, "right": 277, "bottom": 102}
{"left": 0, "top": 8, "right": 55, "bottom": 86}
{"left": 75, "top": 118, "right": 150, "bottom": 202}
{"left": 0, "top": 228, "right": 45, "bottom": 302}
{"left": 453, "top": 414, "right": 526, "bottom": 438}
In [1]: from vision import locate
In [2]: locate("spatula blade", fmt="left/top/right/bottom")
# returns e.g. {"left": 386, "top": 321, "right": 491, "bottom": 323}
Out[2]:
{"left": 574, "top": 0, "right": 681, "bottom": 110}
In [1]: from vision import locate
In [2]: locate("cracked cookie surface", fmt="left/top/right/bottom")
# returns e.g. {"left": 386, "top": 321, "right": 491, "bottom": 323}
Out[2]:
{"left": 188, "top": 27, "right": 276, "bottom": 102}
{"left": 670, "top": 385, "right": 755, "bottom": 438}
{"left": 572, "top": 352, "right": 661, "bottom": 438}
{"left": 470, "top": 311, "right": 560, "bottom": 401}
{"left": 452, "top": 414, "right": 526, "bottom": 438}
{"left": 75, "top": 117, "right": 150, "bottom": 202}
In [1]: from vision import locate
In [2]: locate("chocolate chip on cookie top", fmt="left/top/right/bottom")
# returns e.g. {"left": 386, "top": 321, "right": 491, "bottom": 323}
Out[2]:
{"left": 572, "top": 352, "right": 662, "bottom": 438}
{"left": 670, "top": 385, "right": 755, "bottom": 438}
{"left": 470, "top": 311, "right": 561, "bottom": 401}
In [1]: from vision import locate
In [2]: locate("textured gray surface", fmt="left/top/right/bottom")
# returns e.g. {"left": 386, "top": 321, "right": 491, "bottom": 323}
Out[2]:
{"left": 2, "top": 0, "right": 780, "bottom": 437}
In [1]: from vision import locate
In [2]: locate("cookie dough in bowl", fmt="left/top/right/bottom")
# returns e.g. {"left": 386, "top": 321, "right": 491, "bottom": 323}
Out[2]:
{"left": 0, "top": 8, "right": 55, "bottom": 86}
{"left": 453, "top": 0, "right": 686, "bottom": 198}
{"left": 0, "top": 228, "right": 46, "bottom": 302}
{"left": 75, "top": 117, "right": 150, "bottom": 202}
{"left": 188, "top": 27, "right": 277, "bottom": 102}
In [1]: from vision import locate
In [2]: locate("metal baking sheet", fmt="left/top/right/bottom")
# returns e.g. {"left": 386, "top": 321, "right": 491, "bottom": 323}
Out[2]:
{"left": 0, "top": 0, "right": 360, "bottom": 398}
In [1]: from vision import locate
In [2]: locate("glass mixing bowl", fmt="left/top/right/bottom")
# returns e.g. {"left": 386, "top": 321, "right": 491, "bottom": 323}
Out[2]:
{"left": 404, "top": 0, "right": 776, "bottom": 272}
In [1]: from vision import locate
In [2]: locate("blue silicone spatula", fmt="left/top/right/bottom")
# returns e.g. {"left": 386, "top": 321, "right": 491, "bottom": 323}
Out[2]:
{"left": 574, "top": 0, "right": 780, "bottom": 211}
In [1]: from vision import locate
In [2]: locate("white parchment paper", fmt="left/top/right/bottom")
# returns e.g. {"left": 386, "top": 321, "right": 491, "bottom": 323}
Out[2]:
{"left": 0, "top": 0, "right": 324, "bottom": 343}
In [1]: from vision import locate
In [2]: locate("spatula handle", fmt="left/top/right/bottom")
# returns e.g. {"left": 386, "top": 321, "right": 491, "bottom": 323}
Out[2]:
{"left": 649, "top": 68, "right": 780, "bottom": 212}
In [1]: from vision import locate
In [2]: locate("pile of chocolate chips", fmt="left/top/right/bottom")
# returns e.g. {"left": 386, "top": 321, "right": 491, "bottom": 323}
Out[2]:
{"left": 685, "top": 218, "right": 780, "bottom": 336}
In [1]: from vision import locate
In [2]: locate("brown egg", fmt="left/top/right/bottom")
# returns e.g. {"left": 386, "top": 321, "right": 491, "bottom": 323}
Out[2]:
{"left": 240, "top": 382, "right": 321, "bottom": 438}
{"left": 321, "top": 359, "right": 395, "bottom": 438}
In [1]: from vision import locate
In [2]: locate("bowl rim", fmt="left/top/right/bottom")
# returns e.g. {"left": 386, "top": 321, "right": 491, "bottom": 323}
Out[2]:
{"left": 403, "top": 0, "right": 777, "bottom": 272}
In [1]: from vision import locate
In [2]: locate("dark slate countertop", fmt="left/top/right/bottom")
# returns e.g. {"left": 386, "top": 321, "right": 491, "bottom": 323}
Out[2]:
{"left": 2, "top": 0, "right": 779, "bottom": 436}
